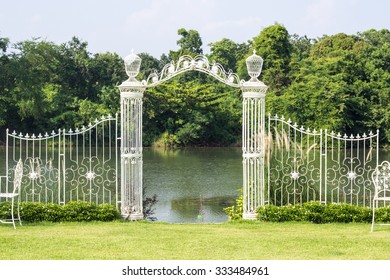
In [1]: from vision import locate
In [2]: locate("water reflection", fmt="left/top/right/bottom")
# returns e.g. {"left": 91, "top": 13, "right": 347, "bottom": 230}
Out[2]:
{"left": 143, "top": 147, "right": 242, "bottom": 223}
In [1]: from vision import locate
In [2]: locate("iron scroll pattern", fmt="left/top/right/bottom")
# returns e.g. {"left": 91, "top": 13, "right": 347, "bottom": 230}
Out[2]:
{"left": 63, "top": 115, "right": 118, "bottom": 205}
{"left": 267, "top": 115, "right": 322, "bottom": 205}
{"left": 267, "top": 115, "right": 380, "bottom": 207}
{"left": 142, "top": 54, "right": 243, "bottom": 88}
{"left": 6, "top": 130, "right": 61, "bottom": 203}
{"left": 325, "top": 130, "right": 379, "bottom": 207}
{"left": 5, "top": 115, "right": 118, "bottom": 205}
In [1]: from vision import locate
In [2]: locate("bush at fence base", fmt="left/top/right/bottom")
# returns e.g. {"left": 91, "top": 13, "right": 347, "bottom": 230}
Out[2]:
{"left": 256, "top": 202, "right": 390, "bottom": 223}
{"left": 0, "top": 201, "right": 120, "bottom": 222}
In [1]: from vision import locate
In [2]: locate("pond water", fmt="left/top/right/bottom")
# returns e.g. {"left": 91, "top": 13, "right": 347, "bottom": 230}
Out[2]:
{"left": 143, "top": 147, "right": 242, "bottom": 223}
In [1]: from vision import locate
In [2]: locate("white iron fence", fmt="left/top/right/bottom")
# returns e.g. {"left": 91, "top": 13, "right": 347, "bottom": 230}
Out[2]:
{"left": 1, "top": 112, "right": 381, "bottom": 209}
{"left": 1, "top": 114, "right": 119, "bottom": 206}
{"left": 267, "top": 114, "right": 379, "bottom": 207}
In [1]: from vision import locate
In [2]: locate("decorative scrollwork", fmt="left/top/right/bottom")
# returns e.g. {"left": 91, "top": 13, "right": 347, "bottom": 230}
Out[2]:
{"left": 6, "top": 114, "right": 118, "bottom": 205}
{"left": 143, "top": 54, "right": 243, "bottom": 88}
{"left": 267, "top": 115, "right": 322, "bottom": 205}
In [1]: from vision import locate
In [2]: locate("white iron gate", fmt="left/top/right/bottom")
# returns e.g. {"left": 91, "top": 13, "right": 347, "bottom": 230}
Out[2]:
{"left": 2, "top": 114, "right": 119, "bottom": 206}
{"left": 267, "top": 114, "right": 379, "bottom": 206}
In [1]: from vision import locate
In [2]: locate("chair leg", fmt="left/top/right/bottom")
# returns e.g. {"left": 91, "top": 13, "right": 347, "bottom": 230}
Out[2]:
{"left": 11, "top": 198, "right": 16, "bottom": 230}
{"left": 371, "top": 200, "right": 376, "bottom": 232}
{"left": 17, "top": 198, "right": 22, "bottom": 226}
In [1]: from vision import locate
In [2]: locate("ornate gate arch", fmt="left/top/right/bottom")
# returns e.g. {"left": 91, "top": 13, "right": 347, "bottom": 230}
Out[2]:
{"left": 118, "top": 51, "right": 268, "bottom": 220}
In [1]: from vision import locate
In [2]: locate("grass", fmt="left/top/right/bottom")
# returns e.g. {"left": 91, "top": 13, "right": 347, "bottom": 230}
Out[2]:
{"left": 0, "top": 221, "right": 389, "bottom": 260}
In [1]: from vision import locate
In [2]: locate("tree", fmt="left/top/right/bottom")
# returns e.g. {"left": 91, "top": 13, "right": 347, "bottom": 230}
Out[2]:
{"left": 137, "top": 52, "right": 160, "bottom": 81}
{"left": 9, "top": 39, "right": 62, "bottom": 131}
{"left": 359, "top": 29, "right": 390, "bottom": 142}
{"left": 169, "top": 28, "right": 203, "bottom": 62}
{"left": 0, "top": 36, "right": 13, "bottom": 129}
{"left": 236, "top": 24, "right": 292, "bottom": 97}
{"left": 208, "top": 38, "right": 250, "bottom": 73}
{"left": 251, "top": 24, "right": 292, "bottom": 91}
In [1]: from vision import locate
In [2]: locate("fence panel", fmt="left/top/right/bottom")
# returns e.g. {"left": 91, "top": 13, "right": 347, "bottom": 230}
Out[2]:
{"left": 324, "top": 130, "right": 379, "bottom": 206}
{"left": 3, "top": 114, "right": 119, "bottom": 206}
{"left": 267, "top": 115, "right": 322, "bottom": 205}
{"left": 267, "top": 114, "right": 379, "bottom": 207}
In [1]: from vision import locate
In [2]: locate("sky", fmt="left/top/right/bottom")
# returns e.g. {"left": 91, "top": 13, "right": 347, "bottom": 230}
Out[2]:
{"left": 0, "top": 0, "right": 389, "bottom": 58}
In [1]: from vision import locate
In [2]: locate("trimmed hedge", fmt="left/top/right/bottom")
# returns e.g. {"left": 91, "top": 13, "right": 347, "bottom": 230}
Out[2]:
{"left": 0, "top": 201, "right": 120, "bottom": 222}
{"left": 256, "top": 202, "right": 390, "bottom": 224}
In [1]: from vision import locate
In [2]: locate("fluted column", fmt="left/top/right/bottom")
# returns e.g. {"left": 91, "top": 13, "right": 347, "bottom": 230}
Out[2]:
{"left": 241, "top": 51, "right": 268, "bottom": 219}
{"left": 118, "top": 51, "right": 145, "bottom": 220}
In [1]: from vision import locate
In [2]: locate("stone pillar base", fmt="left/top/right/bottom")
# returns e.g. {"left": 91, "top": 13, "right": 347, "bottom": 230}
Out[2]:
{"left": 122, "top": 213, "right": 143, "bottom": 221}
{"left": 243, "top": 213, "right": 258, "bottom": 220}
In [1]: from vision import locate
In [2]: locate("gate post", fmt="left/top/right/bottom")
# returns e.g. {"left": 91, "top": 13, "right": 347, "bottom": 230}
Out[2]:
{"left": 242, "top": 51, "right": 268, "bottom": 219}
{"left": 118, "top": 51, "right": 145, "bottom": 220}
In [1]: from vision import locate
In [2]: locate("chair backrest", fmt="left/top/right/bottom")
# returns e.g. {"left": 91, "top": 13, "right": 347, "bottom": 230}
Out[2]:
{"left": 13, "top": 159, "right": 23, "bottom": 195}
{"left": 372, "top": 161, "right": 390, "bottom": 198}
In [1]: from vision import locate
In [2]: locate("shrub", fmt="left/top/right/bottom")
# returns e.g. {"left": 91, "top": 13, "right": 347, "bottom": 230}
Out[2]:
{"left": 302, "top": 201, "right": 325, "bottom": 224}
{"left": 0, "top": 201, "right": 120, "bottom": 223}
{"left": 257, "top": 204, "right": 305, "bottom": 222}
{"left": 223, "top": 194, "right": 243, "bottom": 220}
{"left": 256, "top": 202, "right": 378, "bottom": 223}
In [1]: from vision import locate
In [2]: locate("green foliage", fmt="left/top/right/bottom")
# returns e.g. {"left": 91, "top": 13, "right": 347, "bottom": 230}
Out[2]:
{"left": 0, "top": 201, "right": 120, "bottom": 222}
{"left": 208, "top": 38, "right": 250, "bottom": 73}
{"left": 256, "top": 202, "right": 382, "bottom": 224}
{"left": 223, "top": 192, "right": 243, "bottom": 220}
{"left": 257, "top": 204, "right": 304, "bottom": 222}
{"left": 250, "top": 24, "right": 292, "bottom": 91}
{"left": 143, "top": 78, "right": 241, "bottom": 146}
{"left": 267, "top": 29, "right": 390, "bottom": 141}
{"left": 143, "top": 193, "right": 158, "bottom": 221}
{"left": 169, "top": 28, "right": 203, "bottom": 61}
{"left": 1, "top": 26, "right": 389, "bottom": 146}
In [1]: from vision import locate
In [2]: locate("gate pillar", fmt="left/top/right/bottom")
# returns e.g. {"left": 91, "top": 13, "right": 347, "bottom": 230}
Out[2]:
{"left": 242, "top": 51, "right": 268, "bottom": 219}
{"left": 118, "top": 51, "right": 145, "bottom": 220}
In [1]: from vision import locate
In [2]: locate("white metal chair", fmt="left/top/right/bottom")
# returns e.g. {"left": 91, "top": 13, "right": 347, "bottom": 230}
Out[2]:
{"left": 371, "top": 161, "right": 390, "bottom": 232}
{"left": 0, "top": 159, "right": 23, "bottom": 229}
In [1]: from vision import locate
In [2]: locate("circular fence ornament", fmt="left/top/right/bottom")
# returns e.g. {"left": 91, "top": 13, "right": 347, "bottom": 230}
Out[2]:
{"left": 246, "top": 50, "right": 263, "bottom": 82}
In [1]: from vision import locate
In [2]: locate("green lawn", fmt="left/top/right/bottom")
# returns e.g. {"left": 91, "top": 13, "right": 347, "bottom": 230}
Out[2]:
{"left": 0, "top": 221, "right": 389, "bottom": 260}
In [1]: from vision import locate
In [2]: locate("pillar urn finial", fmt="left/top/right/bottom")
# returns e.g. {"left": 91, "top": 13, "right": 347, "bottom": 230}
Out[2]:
{"left": 246, "top": 50, "right": 263, "bottom": 82}
{"left": 124, "top": 49, "right": 142, "bottom": 81}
